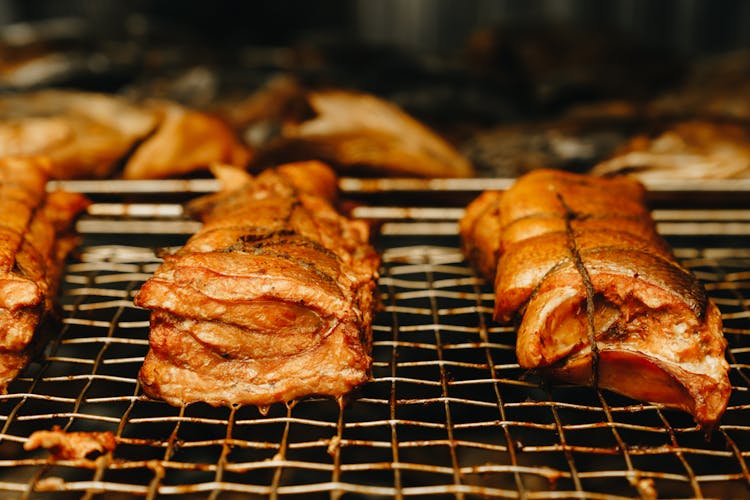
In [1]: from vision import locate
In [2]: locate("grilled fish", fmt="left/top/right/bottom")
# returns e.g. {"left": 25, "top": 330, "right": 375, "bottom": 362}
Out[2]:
{"left": 460, "top": 169, "right": 730, "bottom": 428}
{"left": 121, "top": 100, "right": 250, "bottom": 179}
{"left": 242, "top": 88, "right": 475, "bottom": 178}
{"left": 0, "top": 90, "right": 156, "bottom": 179}
{"left": 0, "top": 156, "right": 89, "bottom": 391}
{"left": 592, "top": 120, "right": 750, "bottom": 181}
{"left": 134, "top": 161, "right": 379, "bottom": 407}
{"left": 0, "top": 90, "right": 250, "bottom": 180}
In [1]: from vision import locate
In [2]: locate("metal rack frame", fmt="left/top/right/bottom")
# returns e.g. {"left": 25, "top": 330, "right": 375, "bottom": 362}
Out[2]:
{"left": 0, "top": 179, "right": 748, "bottom": 498}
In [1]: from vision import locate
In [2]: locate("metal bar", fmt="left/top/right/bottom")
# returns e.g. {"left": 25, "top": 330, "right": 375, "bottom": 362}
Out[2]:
{"left": 330, "top": 404, "right": 346, "bottom": 500}
{"left": 81, "top": 203, "right": 750, "bottom": 222}
{"left": 146, "top": 405, "right": 185, "bottom": 499}
{"left": 208, "top": 405, "right": 237, "bottom": 500}
{"left": 47, "top": 179, "right": 221, "bottom": 194}
{"left": 656, "top": 409, "right": 703, "bottom": 498}
{"left": 269, "top": 403, "right": 294, "bottom": 499}
{"left": 384, "top": 264, "right": 404, "bottom": 500}
{"left": 472, "top": 269, "right": 528, "bottom": 498}
{"left": 595, "top": 392, "right": 650, "bottom": 499}
{"left": 0, "top": 185, "right": 748, "bottom": 498}
{"left": 49, "top": 177, "right": 750, "bottom": 195}
{"left": 545, "top": 381, "right": 585, "bottom": 493}
{"left": 338, "top": 177, "right": 750, "bottom": 194}
{"left": 425, "top": 256, "right": 465, "bottom": 498}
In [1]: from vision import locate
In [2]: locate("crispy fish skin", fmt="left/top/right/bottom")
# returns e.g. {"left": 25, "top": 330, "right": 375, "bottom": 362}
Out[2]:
{"left": 0, "top": 157, "right": 89, "bottom": 392}
{"left": 592, "top": 120, "right": 750, "bottom": 181}
{"left": 459, "top": 189, "right": 503, "bottom": 281}
{"left": 134, "top": 161, "right": 379, "bottom": 407}
{"left": 494, "top": 230, "right": 675, "bottom": 323}
{"left": 121, "top": 100, "right": 250, "bottom": 180}
{"left": 460, "top": 168, "right": 730, "bottom": 428}
{"left": 496, "top": 168, "right": 649, "bottom": 228}
{"left": 458, "top": 171, "right": 657, "bottom": 282}
{"left": 0, "top": 90, "right": 157, "bottom": 179}
{"left": 249, "top": 89, "right": 475, "bottom": 178}
{"left": 0, "top": 90, "right": 251, "bottom": 181}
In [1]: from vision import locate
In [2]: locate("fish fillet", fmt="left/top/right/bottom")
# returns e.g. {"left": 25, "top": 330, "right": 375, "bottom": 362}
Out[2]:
{"left": 460, "top": 169, "right": 730, "bottom": 428}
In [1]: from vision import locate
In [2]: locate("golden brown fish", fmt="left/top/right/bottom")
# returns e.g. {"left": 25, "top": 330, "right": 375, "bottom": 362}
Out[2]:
{"left": 0, "top": 90, "right": 156, "bottom": 179}
{"left": 121, "top": 100, "right": 250, "bottom": 179}
{"left": 134, "top": 161, "right": 379, "bottom": 407}
{"left": 592, "top": 120, "right": 750, "bottom": 181}
{"left": 217, "top": 78, "right": 476, "bottom": 178}
{"left": 460, "top": 169, "right": 730, "bottom": 429}
{"left": 0, "top": 90, "right": 250, "bottom": 180}
{"left": 0, "top": 156, "right": 89, "bottom": 391}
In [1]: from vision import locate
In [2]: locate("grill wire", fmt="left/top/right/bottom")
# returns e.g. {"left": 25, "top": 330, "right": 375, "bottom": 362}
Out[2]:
{"left": 0, "top": 181, "right": 749, "bottom": 499}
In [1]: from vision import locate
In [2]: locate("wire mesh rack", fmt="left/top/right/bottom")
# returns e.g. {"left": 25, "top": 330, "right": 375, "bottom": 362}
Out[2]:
{"left": 0, "top": 179, "right": 749, "bottom": 499}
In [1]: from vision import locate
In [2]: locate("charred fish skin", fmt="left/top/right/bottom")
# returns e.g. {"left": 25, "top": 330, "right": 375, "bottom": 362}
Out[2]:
{"left": 460, "top": 168, "right": 730, "bottom": 429}
{"left": 134, "top": 161, "right": 379, "bottom": 408}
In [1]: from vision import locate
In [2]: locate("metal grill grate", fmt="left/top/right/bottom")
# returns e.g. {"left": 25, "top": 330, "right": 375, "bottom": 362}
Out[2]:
{"left": 0, "top": 180, "right": 749, "bottom": 499}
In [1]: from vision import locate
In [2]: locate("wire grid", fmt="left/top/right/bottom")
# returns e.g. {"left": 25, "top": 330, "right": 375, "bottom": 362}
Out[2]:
{"left": 0, "top": 217, "right": 748, "bottom": 499}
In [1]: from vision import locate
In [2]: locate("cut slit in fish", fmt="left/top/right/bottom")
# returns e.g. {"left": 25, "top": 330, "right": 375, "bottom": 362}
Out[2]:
{"left": 460, "top": 169, "right": 730, "bottom": 429}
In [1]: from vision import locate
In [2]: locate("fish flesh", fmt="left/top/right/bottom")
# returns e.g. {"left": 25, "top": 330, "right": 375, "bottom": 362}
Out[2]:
{"left": 460, "top": 169, "right": 730, "bottom": 428}
{"left": 592, "top": 120, "right": 750, "bottom": 180}
{"left": 121, "top": 99, "right": 250, "bottom": 179}
{"left": 0, "top": 90, "right": 156, "bottom": 179}
{"left": 0, "top": 156, "right": 89, "bottom": 391}
{"left": 134, "top": 161, "right": 380, "bottom": 407}
{"left": 242, "top": 88, "right": 475, "bottom": 178}
{"left": 0, "top": 90, "right": 250, "bottom": 180}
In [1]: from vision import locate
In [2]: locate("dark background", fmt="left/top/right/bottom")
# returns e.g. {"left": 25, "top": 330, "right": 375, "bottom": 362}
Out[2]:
{"left": 1, "top": 0, "right": 748, "bottom": 56}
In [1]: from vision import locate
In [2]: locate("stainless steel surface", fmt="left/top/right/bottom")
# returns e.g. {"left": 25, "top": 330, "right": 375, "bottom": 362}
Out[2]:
{"left": 0, "top": 180, "right": 749, "bottom": 498}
